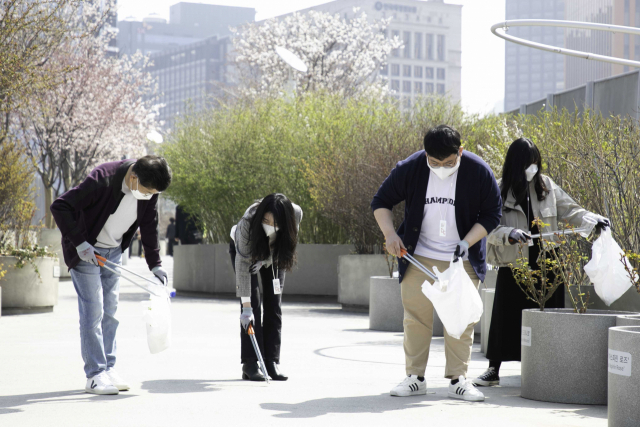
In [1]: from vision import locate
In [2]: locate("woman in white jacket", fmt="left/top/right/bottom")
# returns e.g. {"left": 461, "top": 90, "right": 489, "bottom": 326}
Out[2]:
{"left": 473, "top": 138, "right": 609, "bottom": 387}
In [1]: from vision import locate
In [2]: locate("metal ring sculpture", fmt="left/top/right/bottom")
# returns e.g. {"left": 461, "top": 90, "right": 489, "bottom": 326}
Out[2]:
{"left": 491, "top": 19, "right": 640, "bottom": 68}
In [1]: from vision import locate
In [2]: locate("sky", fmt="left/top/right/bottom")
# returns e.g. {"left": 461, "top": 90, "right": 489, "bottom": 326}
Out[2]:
{"left": 116, "top": 0, "right": 507, "bottom": 115}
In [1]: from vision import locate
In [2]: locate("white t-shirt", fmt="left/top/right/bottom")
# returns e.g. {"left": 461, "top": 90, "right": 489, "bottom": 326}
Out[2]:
{"left": 415, "top": 170, "right": 465, "bottom": 261}
{"left": 95, "top": 178, "right": 138, "bottom": 248}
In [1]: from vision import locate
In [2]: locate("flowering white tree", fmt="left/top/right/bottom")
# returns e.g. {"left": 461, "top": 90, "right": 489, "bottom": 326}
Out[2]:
{"left": 232, "top": 9, "right": 402, "bottom": 98}
{"left": 15, "top": 2, "right": 160, "bottom": 228}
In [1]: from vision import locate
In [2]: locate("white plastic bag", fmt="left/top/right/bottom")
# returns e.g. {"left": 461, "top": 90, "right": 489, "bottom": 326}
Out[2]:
{"left": 421, "top": 258, "right": 483, "bottom": 339}
{"left": 141, "top": 294, "right": 172, "bottom": 354}
{"left": 584, "top": 229, "right": 633, "bottom": 306}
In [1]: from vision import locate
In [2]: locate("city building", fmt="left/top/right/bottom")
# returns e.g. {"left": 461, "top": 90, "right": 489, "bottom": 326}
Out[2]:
{"left": 116, "top": 2, "right": 255, "bottom": 130}
{"left": 147, "top": 35, "right": 233, "bottom": 130}
{"left": 505, "top": 0, "right": 639, "bottom": 112}
{"left": 273, "top": 0, "right": 462, "bottom": 105}
{"left": 504, "top": 0, "right": 566, "bottom": 112}
{"left": 117, "top": 3, "right": 255, "bottom": 57}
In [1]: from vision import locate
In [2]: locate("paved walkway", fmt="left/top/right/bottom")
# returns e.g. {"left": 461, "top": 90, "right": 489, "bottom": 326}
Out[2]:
{"left": 0, "top": 256, "right": 607, "bottom": 426}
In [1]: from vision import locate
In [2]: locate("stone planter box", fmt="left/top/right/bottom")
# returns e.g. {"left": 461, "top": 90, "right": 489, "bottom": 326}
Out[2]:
{"left": 174, "top": 244, "right": 354, "bottom": 296}
{"left": 39, "top": 228, "right": 69, "bottom": 278}
{"left": 616, "top": 315, "right": 640, "bottom": 327}
{"left": 0, "top": 256, "right": 59, "bottom": 314}
{"left": 338, "top": 255, "right": 389, "bottom": 309}
{"left": 608, "top": 326, "right": 640, "bottom": 427}
{"left": 481, "top": 288, "right": 496, "bottom": 354}
{"left": 369, "top": 276, "right": 402, "bottom": 332}
{"left": 521, "top": 308, "right": 635, "bottom": 405}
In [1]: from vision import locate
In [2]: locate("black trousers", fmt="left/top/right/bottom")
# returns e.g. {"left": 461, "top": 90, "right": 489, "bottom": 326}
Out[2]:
{"left": 229, "top": 241, "right": 282, "bottom": 364}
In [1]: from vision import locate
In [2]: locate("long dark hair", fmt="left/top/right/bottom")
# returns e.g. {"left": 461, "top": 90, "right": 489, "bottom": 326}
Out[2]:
{"left": 501, "top": 138, "right": 549, "bottom": 205}
{"left": 248, "top": 193, "right": 298, "bottom": 272}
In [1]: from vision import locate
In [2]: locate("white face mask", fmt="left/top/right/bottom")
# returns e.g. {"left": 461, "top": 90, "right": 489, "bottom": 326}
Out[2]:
{"left": 131, "top": 176, "right": 154, "bottom": 200}
{"left": 525, "top": 164, "right": 538, "bottom": 182}
{"left": 262, "top": 223, "right": 278, "bottom": 237}
{"left": 427, "top": 153, "right": 461, "bottom": 180}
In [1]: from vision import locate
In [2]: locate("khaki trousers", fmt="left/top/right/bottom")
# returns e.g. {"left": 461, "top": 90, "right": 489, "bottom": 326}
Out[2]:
{"left": 401, "top": 254, "right": 480, "bottom": 379}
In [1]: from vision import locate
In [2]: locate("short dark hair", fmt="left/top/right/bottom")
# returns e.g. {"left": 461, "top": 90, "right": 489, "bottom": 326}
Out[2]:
{"left": 132, "top": 155, "right": 172, "bottom": 192}
{"left": 423, "top": 125, "right": 461, "bottom": 160}
{"left": 169, "top": 217, "right": 175, "bottom": 223}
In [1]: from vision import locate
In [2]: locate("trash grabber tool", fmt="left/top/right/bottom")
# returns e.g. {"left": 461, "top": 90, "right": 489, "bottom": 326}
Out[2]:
{"left": 399, "top": 249, "right": 438, "bottom": 282}
{"left": 247, "top": 324, "right": 270, "bottom": 384}
{"left": 529, "top": 227, "right": 591, "bottom": 240}
{"left": 95, "top": 254, "right": 175, "bottom": 298}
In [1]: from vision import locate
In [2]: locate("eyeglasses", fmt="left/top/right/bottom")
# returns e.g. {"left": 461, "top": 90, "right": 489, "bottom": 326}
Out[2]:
{"left": 427, "top": 153, "right": 459, "bottom": 168}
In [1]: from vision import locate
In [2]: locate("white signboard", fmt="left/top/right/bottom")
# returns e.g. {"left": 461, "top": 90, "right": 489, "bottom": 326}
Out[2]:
{"left": 521, "top": 326, "right": 532, "bottom": 347}
{"left": 608, "top": 349, "right": 632, "bottom": 377}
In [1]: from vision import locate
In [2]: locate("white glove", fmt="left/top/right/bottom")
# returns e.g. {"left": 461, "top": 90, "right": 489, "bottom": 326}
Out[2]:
{"left": 76, "top": 241, "right": 99, "bottom": 266}
{"left": 152, "top": 266, "right": 168, "bottom": 286}
{"left": 240, "top": 307, "right": 254, "bottom": 331}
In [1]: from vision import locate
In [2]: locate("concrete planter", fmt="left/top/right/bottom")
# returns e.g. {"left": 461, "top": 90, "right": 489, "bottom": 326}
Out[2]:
{"left": 369, "top": 276, "right": 402, "bottom": 332}
{"left": 616, "top": 315, "right": 640, "bottom": 327}
{"left": 174, "top": 244, "right": 355, "bottom": 296}
{"left": 521, "top": 308, "right": 635, "bottom": 404}
{"left": 338, "top": 255, "right": 389, "bottom": 309}
{"left": 481, "top": 288, "right": 496, "bottom": 354}
{"left": 608, "top": 326, "right": 640, "bottom": 427}
{"left": 39, "top": 228, "right": 69, "bottom": 278}
{"left": 0, "top": 256, "right": 59, "bottom": 314}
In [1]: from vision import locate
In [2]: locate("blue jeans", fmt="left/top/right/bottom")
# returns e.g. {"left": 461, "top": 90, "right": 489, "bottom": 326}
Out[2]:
{"left": 70, "top": 246, "right": 122, "bottom": 378}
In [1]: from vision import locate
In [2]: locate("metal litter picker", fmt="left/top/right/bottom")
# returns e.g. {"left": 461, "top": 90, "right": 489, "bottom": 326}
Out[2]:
{"left": 247, "top": 324, "right": 270, "bottom": 384}
{"left": 94, "top": 254, "right": 176, "bottom": 298}
{"left": 399, "top": 248, "right": 438, "bottom": 282}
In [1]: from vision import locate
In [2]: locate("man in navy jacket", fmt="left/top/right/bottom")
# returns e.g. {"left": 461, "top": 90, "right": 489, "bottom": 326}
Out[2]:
{"left": 371, "top": 125, "right": 501, "bottom": 401}
{"left": 51, "top": 156, "right": 172, "bottom": 395}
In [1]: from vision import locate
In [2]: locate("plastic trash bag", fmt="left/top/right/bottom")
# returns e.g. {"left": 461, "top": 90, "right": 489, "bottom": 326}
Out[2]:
{"left": 421, "top": 258, "right": 483, "bottom": 339}
{"left": 584, "top": 229, "right": 633, "bottom": 306}
{"left": 141, "top": 294, "right": 172, "bottom": 354}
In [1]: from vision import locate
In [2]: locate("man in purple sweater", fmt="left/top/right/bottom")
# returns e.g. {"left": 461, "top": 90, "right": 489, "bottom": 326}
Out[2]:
{"left": 51, "top": 155, "right": 172, "bottom": 395}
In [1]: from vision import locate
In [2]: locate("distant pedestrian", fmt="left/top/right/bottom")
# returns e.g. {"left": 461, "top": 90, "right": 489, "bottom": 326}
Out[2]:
{"left": 166, "top": 217, "right": 176, "bottom": 256}
{"left": 50, "top": 155, "right": 172, "bottom": 395}
{"left": 229, "top": 194, "right": 303, "bottom": 382}
{"left": 175, "top": 205, "right": 203, "bottom": 245}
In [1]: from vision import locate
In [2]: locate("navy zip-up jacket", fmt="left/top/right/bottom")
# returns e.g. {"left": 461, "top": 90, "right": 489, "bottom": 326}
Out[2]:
{"left": 371, "top": 150, "right": 502, "bottom": 282}
{"left": 50, "top": 160, "right": 162, "bottom": 271}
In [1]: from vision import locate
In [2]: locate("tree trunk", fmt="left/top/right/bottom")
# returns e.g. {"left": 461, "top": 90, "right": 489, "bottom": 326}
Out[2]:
{"left": 44, "top": 185, "right": 55, "bottom": 229}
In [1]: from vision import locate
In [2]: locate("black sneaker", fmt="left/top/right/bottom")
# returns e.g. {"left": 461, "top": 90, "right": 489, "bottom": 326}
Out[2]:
{"left": 473, "top": 367, "right": 500, "bottom": 386}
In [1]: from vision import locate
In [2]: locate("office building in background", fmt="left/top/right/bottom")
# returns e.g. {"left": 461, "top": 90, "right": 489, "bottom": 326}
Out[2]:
{"left": 505, "top": 0, "right": 638, "bottom": 112}
{"left": 117, "top": 2, "right": 255, "bottom": 130}
{"left": 274, "top": 0, "right": 462, "bottom": 105}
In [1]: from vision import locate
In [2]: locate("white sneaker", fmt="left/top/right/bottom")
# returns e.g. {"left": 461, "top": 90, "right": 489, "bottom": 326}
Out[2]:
{"left": 85, "top": 372, "right": 119, "bottom": 395}
{"left": 106, "top": 368, "right": 130, "bottom": 391}
{"left": 390, "top": 375, "right": 427, "bottom": 397}
{"left": 448, "top": 375, "right": 485, "bottom": 402}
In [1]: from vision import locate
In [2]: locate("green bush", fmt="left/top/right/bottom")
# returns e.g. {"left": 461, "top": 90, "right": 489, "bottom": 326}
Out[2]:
{"left": 161, "top": 93, "right": 640, "bottom": 259}
{"left": 161, "top": 95, "right": 348, "bottom": 244}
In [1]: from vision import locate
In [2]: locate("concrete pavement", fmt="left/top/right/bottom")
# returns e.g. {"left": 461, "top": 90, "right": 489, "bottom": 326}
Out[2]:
{"left": 0, "top": 255, "right": 607, "bottom": 426}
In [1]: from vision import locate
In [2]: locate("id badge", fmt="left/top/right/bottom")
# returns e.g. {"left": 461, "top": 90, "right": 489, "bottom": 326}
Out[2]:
{"left": 528, "top": 238, "right": 534, "bottom": 247}
{"left": 439, "top": 220, "right": 447, "bottom": 237}
{"left": 273, "top": 279, "right": 282, "bottom": 295}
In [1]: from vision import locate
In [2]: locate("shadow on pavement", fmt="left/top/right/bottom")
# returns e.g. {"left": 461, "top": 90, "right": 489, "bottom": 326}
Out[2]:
{"left": 261, "top": 387, "right": 607, "bottom": 420}
{"left": 261, "top": 392, "right": 449, "bottom": 418}
{"left": 140, "top": 379, "right": 242, "bottom": 394}
{"left": 0, "top": 390, "right": 136, "bottom": 415}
